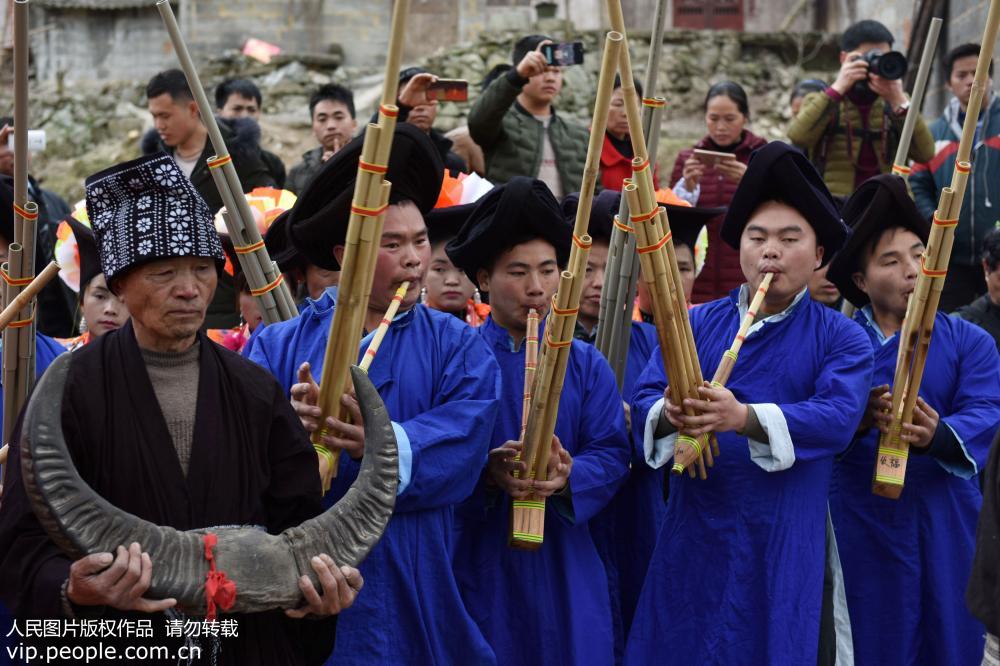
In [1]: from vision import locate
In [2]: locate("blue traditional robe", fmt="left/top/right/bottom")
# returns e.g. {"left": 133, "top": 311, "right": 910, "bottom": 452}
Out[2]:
{"left": 625, "top": 287, "right": 873, "bottom": 666}
{"left": 453, "top": 315, "right": 631, "bottom": 666}
{"left": 829, "top": 309, "right": 1000, "bottom": 666}
{"left": 0, "top": 332, "right": 66, "bottom": 430}
{"left": 587, "top": 320, "right": 662, "bottom": 663}
{"left": 248, "top": 290, "right": 501, "bottom": 666}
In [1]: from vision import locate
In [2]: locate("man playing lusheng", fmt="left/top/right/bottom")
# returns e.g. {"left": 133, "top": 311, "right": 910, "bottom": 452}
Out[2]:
{"left": 0, "top": 154, "right": 360, "bottom": 665}
{"left": 247, "top": 124, "right": 501, "bottom": 665}
{"left": 626, "top": 142, "right": 873, "bottom": 665}
{"left": 826, "top": 174, "right": 1000, "bottom": 666}
{"left": 447, "top": 177, "right": 630, "bottom": 665}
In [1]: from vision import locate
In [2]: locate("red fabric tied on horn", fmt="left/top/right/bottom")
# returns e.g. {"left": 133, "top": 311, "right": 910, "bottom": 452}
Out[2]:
{"left": 202, "top": 533, "right": 237, "bottom": 621}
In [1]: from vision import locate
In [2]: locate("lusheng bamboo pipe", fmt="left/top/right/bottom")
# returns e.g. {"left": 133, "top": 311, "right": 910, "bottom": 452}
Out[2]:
{"left": 709, "top": 273, "right": 773, "bottom": 389}
{"left": 890, "top": 18, "right": 942, "bottom": 180}
{"left": 873, "top": 0, "right": 1000, "bottom": 499}
{"left": 596, "top": 0, "right": 669, "bottom": 389}
{"left": 0, "top": 261, "right": 59, "bottom": 332}
{"left": 509, "top": 31, "right": 621, "bottom": 549}
{"left": 156, "top": 0, "right": 296, "bottom": 325}
{"left": 359, "top": 282, "right": 409, "bottom": 373}
{"left": 312, "top": 0, "right": 411, "bottom": 489}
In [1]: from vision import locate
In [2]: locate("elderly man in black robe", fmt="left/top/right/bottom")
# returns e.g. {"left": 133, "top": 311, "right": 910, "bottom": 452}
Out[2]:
{"left": 0, "top": 154, "right": 362, "bottom": 665}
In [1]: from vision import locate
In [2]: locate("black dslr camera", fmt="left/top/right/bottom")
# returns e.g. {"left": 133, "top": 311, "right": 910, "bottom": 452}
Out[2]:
{"left": 853, "top": 49, "right": 908, "bottom": 94}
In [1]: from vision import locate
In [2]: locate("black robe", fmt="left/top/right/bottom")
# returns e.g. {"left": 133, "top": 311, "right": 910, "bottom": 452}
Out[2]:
{"left": 968, "top": 428, "right": 1000, "bottom": 637}
{"left": 0, "top": 321, "right": 335, "bottom": 664}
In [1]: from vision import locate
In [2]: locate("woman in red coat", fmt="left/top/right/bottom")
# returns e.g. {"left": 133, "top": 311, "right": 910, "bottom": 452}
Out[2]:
{"left": 600, "top": 76, "right": 660, "bottom": 191}
{"left": 670, "top": 81, "right": 767, "bottom": 302}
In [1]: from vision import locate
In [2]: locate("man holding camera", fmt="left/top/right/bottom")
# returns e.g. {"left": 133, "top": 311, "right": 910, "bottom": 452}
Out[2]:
{"left": 788, "top": 20, "right": 935, "bottom": 198}
{"left": 467, "top": 34, "right": 589, "bottom": 198}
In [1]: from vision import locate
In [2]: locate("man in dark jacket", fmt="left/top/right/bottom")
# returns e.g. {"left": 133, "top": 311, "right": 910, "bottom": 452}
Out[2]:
{"left": 215, "top": 78, "right": 287, "bottom": 188}
{"left": 467, "top": 34, "right": 589, "bottom": 197}
{"left": 287, "top": 84, "right": 357, "bottom": 195}
{"left": 144, "top": 69, "right": 275, "bottom": 329}
{"left": 911, "top": 43, "right": 998, "bottom": 312}
{"left": 955, "top": 227, "right": 1000, "bottom": 350}
{"left": 395, "top": 67, "right": 468, "bottom": 176}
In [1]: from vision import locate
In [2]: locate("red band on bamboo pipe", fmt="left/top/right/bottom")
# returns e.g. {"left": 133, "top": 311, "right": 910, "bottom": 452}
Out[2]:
{"left": 613, "top": 216, "right": 634, "bottom": 233}
{"left": 250, "top": 274, "right": 284, "bottom": 297}
{"left": 891, "top": 164, "right": 911, "bottom": 175}
{"left": 359, "top": 160, "right": 389, "bottom": 175}
{"left": 747, "top": 309, "right": 758, "bottom": 319}
{"left": 550, "top": 296, "right": 580, "bottom": 316}
{"left": 932, "top": 212, "right": 958, "bottom": 227}
{"left": 631, "top": 159, "right": 650, "bottom": 173}
{"left": 379, "top": 105, "right": 399, "bottom": 118}
{"left": 920, "top": 256, "right": 948, "bottom": 278}
{"left": 207, "top": 155, "right": 233, "bottom": 169}
{"left": 365, "top": 347, "right": 378, "bottom": 358}
{"left": 545, "top": 332, "right": 572, "bottom": 349}
{"left": 630, "top": 206, "right": 663, "bottom": 224}
{"left": 572, "top": 234, "right": 591, "bottom": 249}
{"left": 641, "top": 97, "right": 666, "bottom": 108}
{"left": 351, "top": 203, "right": 389, "bottom": 217}
{"left": 1, "top": 269, "right": 34, "bottom": 287}
{"left": 637, "top": 231, "right": 673, "bottom": 254}
{"left": 956, "top": 161, "right": 971, "bottom": 174}
{"left": 13, "top": 203, "right": 37, "bottom": 221}
{"left": 234, "top": 240, "right": 265, "bottom": 255}
{"left": 736, "top": 334, "right": 745, "bottom": 342}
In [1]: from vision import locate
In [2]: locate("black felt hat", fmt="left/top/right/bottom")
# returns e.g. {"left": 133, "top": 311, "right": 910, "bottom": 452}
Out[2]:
{"left": 654, "top": 194, "right": 725, "bottom": 253}
{"left": 446, "top": 177, "right": 570, "bottom": 286}
{"left": 265, "top": 209, "right": 307, "bottom": 273}
{"left": 720, "top": 141, "right": 847, "bottom": 266}
{"left": 826, "top": 174, "right": 930, "bottom": 308}
{"left": 64, "top": 215, "right": 102, "bottom": 292}
{"left": 286, "top": 123, "right": 444, "bottom": 271}
{"left": 426, "top": 203, "right": 477, "bottom": 246}
{"left": 560, "top": 189, "right": 621, "bottom": 242}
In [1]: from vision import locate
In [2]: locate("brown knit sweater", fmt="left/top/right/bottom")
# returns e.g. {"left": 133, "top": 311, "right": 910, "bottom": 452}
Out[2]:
{"left": 140, "top": 340, "right": 201, "bottom": 476}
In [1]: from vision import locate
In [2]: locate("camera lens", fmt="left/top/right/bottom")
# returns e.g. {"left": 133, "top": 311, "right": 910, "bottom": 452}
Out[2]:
{"left": 871, "top": 51, "right": 908, "bottom": 80}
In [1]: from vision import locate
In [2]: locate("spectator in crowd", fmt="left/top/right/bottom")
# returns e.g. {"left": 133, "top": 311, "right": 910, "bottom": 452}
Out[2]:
{"left": 393, "top": 67, "right": 469, "bottom": 176}
{"left": 0, "top": 120, "right": 75, "bottom": 337}
{"left": 787, "top": 19, "right": 935, "bottom": 197}
{"left": 445, "top": 64, "right": 512, "bottom": 177}
{"left": 467, "top": 34, "right": 589, "bottom": 197}
{"left": 789, "top": 79, "right": 827, "bottom": 118}
{"left": 287, "top": 83, "right": 357, "bottom": 194}
{"left": 215, "top": 77, "right": 288, "bottom": 188}
{"left": 669, "top": 81, "right": 767, "bottom": 302}
{"left": 911, "top": 43, "right": 997, "bottom": 312}
{"left": 600, "top": 76, "right": 660, "bottom": 191}
{"left": 143, "top": 69, "right": 274, "bottom": 328}
{"left": 955, "top": 226, "right": 1000, "bottom": 350}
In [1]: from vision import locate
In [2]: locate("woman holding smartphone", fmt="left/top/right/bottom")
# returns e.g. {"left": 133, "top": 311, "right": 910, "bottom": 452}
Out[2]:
{"left": 669, "top": 81, "right": 766, "bottom": 302}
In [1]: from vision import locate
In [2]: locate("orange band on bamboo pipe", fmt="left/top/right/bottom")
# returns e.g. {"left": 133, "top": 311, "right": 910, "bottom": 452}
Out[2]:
{"left": 932, "top": 212, "right": 958, "bottom": 227}
{"left": 379, "top": 105, "right": 399, "bottom": 118}
{"left": 233, "top": 240, "right": 266, "bottom": 254}
{"left": 207, "top": 155, "right": 233, "bottom": 169}
{"left": 641, "top": 97, "right": 666, "bottom": 108}
{"left": 613, "top": 215, "right": 633, "bottom": 233}
{"left": 13, "top": 204, "right": 37, "bottom": 220}
{"left": 1, "top": 269, "right": 34, "bottom": 287}
{"left": 250, "top": 273, "right": 284, "bottom": 297}
{"left": 637, "top": 231, "right": 673, "bottom": 254}
{"left": 551, "top": 304, "right": 580, "bottom": 316}
{"left": 920, "top": 256, "right": 948, "bottom": 278}
{"left": 351, "top": 203, "right": 390, "bottom": 217}
{"left": 572, "top": 234, "right": 591, "bottom": 249}
{"left": 359, "top": 160, "right": 389, "bottom": 175}
{"left": 630, "top": 206, "right": 663, "bottom": 224}
{"left": 7, "top": 316, "right": 33, "bottom": 329}
{"left": 631, "top": 159, "right": 650, "bottom": 173}
{"left": 891, "top": 164, "right": 911, "bottom": 175}
{"left": 956, "top": 161, "right": 971, "bottom": 174}
{"left": 545, "top": 333, "right": 572, "bottom": 349}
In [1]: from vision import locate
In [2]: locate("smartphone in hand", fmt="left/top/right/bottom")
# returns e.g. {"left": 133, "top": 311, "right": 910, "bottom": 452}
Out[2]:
{"left": 427, "top": 79, "right": 469, "bottom": 102}
{"left": 542, "top": 42, "right": 584, "bottom": 67}
{"left": 692, "top": 148, "right": 735, "bottom": 167}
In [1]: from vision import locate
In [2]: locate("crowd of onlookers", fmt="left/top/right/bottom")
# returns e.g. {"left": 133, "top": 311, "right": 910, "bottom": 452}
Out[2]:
{"left": 1, "top": 18, "right": 997, "bottom": 349}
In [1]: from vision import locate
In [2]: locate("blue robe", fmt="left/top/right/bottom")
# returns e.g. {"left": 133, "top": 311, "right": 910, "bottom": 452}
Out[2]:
{"left": 248, "top": 291, "right": 501, "bottom": 666}
{"left": 829, "top": 309, "right": 1000, "bottom": 666}
{"left": 625, "top": 288, "right": 873, "bottom": 666}
{"left": 453, "top": 315, "right": 631, "bottom": 666}
{"left": 587, "top": 320, "right": 662, "bottom": 663}
{"left": 0, "top": 333, "right": 66, "bottom": 432}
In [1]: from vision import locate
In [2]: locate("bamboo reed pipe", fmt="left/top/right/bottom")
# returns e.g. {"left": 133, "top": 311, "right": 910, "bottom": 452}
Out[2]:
{"left": 521, "top": 309, "right": 540, "bottom": 438}
{"left": 711, "top": 273, "right": 773, "bottom": 388}
{"left": 359, "top": 281, "right": 409, "bottom": 373}
{"left": 891, "top": 18, "right": 942, "bottom": 178}
{"left": 873, "top": 0, "right": 999, "bottom": 499}
{"left": 0, "top": 261, "right": 58, "bottom": 332}
{"left": 2, "top": 246, "right": 25, "bottom": 447}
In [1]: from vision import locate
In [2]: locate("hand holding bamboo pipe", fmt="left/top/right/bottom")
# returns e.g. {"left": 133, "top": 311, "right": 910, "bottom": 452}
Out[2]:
{"left": 671, "top": 273, "right": 773, "bottom": 474}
